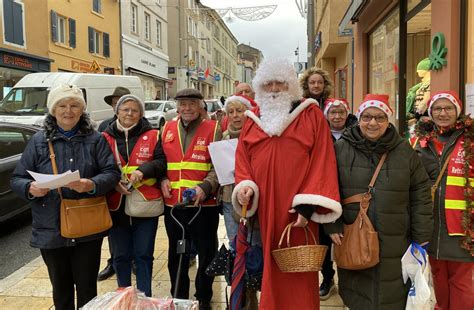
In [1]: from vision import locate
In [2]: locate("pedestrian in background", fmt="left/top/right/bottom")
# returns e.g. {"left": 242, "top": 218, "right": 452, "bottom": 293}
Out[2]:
{"left": 299, "top": 67, "right": 332, "bottom": 108}
{"left": 10, "top": 84, "right": 120, "bottom": 310}
{"left": 102, "top": 94, "right": 166, "bottom": 297}
{"left": 326, "top": 94, "right": 433, "bottom": 309}
{"left": 97, "top": 86, "right": 131, "bottom": 282}
{"left": 161, "top": 88, "right": 221, "bottom": 310}
{"left": 414, "top": 90, "right": 474, "bottom": 310}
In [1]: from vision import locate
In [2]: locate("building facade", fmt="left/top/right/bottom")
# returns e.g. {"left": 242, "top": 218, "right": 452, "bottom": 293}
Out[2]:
{"left": 121, "top": 0, "right": 169, "bottom": 100}
{"left": 312, "top": 0, "right": 352, "bottom": 107}
{"left": 339, "top": 0, "right": 470, "bottom": 134}
{"left": 0, "top": 0, "right": 52, "bottom": 99}
{"left": 48, "top": 0, "right": 121, "bottom": 75}
{"left": 236, "top": 43, "right": 263, "bottom": 85}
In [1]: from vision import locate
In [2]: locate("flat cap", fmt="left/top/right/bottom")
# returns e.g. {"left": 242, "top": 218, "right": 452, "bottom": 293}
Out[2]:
{"left": 175, "top": 88, "right": 203, "bottom": 100}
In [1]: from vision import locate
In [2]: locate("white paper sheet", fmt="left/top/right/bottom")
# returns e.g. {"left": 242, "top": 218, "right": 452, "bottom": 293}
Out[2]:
{"left": 208, "top": 139, "right": 238, "bottom": 186}
{"left": 27, "top": 170, "right": 80, "bottom": 189}
{"left": 465, "top": 84, "right": 474, "bottom": 116}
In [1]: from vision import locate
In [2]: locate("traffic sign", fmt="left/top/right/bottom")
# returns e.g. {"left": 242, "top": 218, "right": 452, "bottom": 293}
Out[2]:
{"left": 90, "top": 60, "right": 101, "bottom": 73}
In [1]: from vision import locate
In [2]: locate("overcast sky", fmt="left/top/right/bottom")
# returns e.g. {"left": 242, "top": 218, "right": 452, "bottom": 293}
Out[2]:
{"left": 200, "top": 0, "right": 308, "bottom": 65}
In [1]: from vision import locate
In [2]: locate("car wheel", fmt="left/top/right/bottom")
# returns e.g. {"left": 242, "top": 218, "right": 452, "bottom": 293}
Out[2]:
{"left": 159, "top": 119, "right": 165, "bottom": 130}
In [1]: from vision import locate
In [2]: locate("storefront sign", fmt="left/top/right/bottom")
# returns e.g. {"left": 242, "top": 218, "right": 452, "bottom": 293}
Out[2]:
{"left": 122, "top": 38, "right": 168, "bottom": 80}
{"left": 429, "top": 32, "right": 448, "bottom": 71}
{"left": 0, "top": 49, "right": 50, "bottom": 72}
{"left": 71, "top": 60, "right": 94, "bottom": 72}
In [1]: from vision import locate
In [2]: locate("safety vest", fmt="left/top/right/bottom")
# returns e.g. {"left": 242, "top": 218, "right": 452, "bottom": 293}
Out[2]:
{"left": 162, "top": 119, "right": 218, "bottom": 207}
{"left": 103, "top": 130, "right": 162, "bottom": 211}
{"left": 444, "top": 137, "right": 474, "bottom": 236}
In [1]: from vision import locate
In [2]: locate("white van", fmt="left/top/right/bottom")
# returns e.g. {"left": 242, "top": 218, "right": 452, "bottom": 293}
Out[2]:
{"left": 0, "top": 73, "right": 144, "bottom": 127}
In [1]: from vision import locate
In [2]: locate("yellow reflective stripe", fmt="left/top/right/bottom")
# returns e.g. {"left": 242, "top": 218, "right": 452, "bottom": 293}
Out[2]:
{"left": 139, "top": 178, "right": 156, "bottom": 186}
{"left": 445, "top": 199, "right": 469, "bottom": 210}
{"left": 448, "top": 232, "right": 466, "bottom": 236}
{"left": 167, "top": 162, "right": 212, "bottom": 171}
{"left": 122, "top": 166, "right": 138, "bottom": 174}
{"left": 170, "top": 179, "right": 201, "bottom": 189}
{"left": 446, "top": 176, "right": 474, "bottom": 187}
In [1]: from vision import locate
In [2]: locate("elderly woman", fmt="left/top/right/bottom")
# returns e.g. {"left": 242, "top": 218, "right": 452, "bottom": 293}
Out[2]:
{"left": 414, "top": 91, "right": 474, "bottom": 310}
{"left": 102, "top": 94, "right": 166, "bottom": 297}
{"left": 325, "top": 94, "right": 433, "bottom": 309}
{"left": 10, "top": 84, "right": 120, "bottom": 310}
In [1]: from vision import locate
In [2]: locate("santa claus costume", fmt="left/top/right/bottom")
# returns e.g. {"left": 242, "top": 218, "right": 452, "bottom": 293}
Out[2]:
{"left": 232, "top": 58, "right": 342, "bottom": 309}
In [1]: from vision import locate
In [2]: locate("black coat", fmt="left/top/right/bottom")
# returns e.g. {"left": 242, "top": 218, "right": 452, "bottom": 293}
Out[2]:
{"left": 326, "top": 125, "right": 433, "bottom": 310}
{"left": 10, "top": 114, "right": 121, "bottom": 249}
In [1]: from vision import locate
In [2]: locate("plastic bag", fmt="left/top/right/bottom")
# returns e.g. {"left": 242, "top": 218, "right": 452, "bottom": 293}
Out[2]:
{"left": 401, "top": 243, "right": 436, "bottom": 310}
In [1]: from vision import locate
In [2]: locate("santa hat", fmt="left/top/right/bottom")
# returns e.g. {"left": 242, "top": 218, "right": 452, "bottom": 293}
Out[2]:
{"left": 356, "top": 94, "right": 393, "bottom": 120}
{"left": 252, "top": 58, "right": 302, "bottom": 102}
{"left": 47, "top": 84, "right": 86, "bottom": 115}
{"left": 224, "top": 94, "right": 256, "bottom": 111}
{"left": 427, "top": 90, "right": 462, "bottom": 118}
{"left": 323, "top": 98, "right": 350, "bottom": 118}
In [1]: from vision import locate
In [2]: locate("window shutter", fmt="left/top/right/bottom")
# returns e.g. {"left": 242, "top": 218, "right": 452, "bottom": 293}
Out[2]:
{"left": 3, "top": 0, "right": 14, "bottom": 43}
{"left": 88, "top": 26, "right": 94, "bottom": 53}
{"left": 12, "top": 1, "right": 23, "bottom": 45}
{"left": 103, "top": 32, "right": 110, "bottom": 57}
{"left": 69, "top": 18, "right": 76, "bottom": 48}
{"left": 51, "top": 10, "right": 58, "bottom": 42}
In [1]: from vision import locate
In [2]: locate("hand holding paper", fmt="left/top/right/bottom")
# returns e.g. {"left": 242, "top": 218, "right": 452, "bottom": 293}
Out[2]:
{"left": 27, "top": 170, "right": 81, "bottom": 189}
{"left": 208, "top": 139, "right": 238, "bottom": 185}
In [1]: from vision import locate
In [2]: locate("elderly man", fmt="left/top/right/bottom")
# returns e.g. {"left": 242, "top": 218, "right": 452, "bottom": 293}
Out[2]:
{"left": 235, "top": 82, "right": 256, "bottom": 99}
{"left": 233, "top": 59, "right": 342, "bottom": 309}
{"left": 160, "top": 88, "right": 221, "bottom": 310}
{"left": 98, "top": 86, "right": 131, "bottom": 133}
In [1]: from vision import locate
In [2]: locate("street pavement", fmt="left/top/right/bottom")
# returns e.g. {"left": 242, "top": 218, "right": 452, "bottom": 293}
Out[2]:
{"left": 0, "top": 216, "right": 344, "bottom": 309}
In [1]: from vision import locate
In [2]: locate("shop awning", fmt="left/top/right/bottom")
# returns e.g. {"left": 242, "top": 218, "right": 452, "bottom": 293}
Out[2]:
{"left": 338, "top": 0, "right": 369, "bottom": 35}
{"left": 127, "top": 67, "right": 170, "bottom": 82}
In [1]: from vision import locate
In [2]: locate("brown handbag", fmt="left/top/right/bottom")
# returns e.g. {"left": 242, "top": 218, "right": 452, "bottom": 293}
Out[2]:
{"left": 48, "top": 142, "right": 112, "bottom": 238}
{"left": 333, "top": 152, "right": 387, "bottom": 270}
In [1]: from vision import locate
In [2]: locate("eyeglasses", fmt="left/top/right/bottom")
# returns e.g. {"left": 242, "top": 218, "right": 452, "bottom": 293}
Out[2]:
{"left": 431, "top": 106, "right": 456, "bottom": 114}
{"left": 329, "top": 110, "right": 347, "bottom": 116}
{"left": 360, "top": 114, "right": 388, "bottom": 123}
{"left": 119, "top": 108, "right": 140, "bottom": 114}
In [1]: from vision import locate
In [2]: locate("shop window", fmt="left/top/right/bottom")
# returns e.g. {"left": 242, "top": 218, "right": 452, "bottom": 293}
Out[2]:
{"left": 92, "top": 0, "right": 101, "bottom": 14}
{"left": 369, "top": 8, "right": 399, "bottom": 125}
{"left": 335, "top": 67, "right": 348, "bottom": 99}
{"left": 3, "top": 0, "right": 24, "bottom": 46}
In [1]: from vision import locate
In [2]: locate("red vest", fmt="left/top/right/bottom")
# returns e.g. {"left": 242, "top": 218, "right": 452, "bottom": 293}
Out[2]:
{"left": 103, "top": 130, "right": 162, "bottom": 211}
{"left": 162, "top": 119, "right": 218, "bottom": 207}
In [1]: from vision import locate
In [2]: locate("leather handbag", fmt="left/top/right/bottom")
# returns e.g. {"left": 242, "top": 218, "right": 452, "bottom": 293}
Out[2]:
{"left": 334, "top": 152, "right": 387, "bottom": 270}
{"left": 49, "top": 142, "right": 112, "bottom": 238}
{"left": 125, "top": 189, "right": 164, "bottom": 217}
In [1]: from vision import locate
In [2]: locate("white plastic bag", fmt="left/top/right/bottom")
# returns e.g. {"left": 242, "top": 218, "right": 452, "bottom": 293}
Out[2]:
{"left": 401, "top": 243, "right": 436, "bottom": 310}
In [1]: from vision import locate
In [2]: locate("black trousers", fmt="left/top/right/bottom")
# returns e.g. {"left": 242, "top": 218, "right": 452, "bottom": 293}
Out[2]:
{"left": 40, "top": 238, "right": 103, "bottom": 310}
{"left": 164, "top": 206, "right": 219, "bottom": 302}
{"left": 319, "top": 224, "right": 335, "bottom": 283}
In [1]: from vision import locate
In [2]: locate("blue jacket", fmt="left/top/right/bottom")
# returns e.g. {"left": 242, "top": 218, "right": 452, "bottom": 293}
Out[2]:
{"left": 10, "top": 115, "right": 120, "bottom": 249}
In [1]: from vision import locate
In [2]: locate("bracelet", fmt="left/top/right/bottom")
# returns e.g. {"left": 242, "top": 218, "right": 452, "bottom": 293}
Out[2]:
{"left": 87, "top": 182, "right": 97, "bottom": 195}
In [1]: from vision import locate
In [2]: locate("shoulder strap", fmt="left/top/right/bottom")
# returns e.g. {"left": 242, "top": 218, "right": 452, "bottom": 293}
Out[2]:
{"left": 433, "top": 149, "right": 454, "bottom": 193}
{"left": 341, "top": 152, "right": 388, "bottom": 205}
{"left": 48, "top": 141, "right": 63, "bottom": 199}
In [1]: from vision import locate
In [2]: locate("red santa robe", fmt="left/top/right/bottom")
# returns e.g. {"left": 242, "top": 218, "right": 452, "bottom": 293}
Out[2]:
{"left": 232, "top": 98, "right": 342, "bottom": 309}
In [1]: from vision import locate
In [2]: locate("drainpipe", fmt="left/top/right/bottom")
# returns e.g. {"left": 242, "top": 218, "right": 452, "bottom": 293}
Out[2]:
{"left": 119, "top": 0, "right": 124, "bottom": 74}
{"left": 307, "top": 0, "right": 315, "bottom": 67}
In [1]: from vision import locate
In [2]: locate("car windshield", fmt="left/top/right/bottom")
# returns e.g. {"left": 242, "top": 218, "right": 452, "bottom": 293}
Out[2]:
{"left": 0, "top": 87, "right": 49, "bottom": 115}
{"left": 145, "top": 101, "right": 165, "bottom": 111}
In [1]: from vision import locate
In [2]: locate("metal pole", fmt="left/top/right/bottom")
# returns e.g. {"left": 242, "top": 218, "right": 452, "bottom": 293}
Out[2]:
{"left": 307, "top": 0, "right": 315, "bottom": 67}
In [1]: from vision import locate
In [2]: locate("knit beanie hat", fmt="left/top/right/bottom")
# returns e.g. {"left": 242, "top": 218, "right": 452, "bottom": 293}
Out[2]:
{"left": 323, "top": 98, "right": 350, "bottom": 118}
{"left": 47, "top": 84, "right": 86, "bottom": 115}
{"left": 356, "top": 94, "right": 393, "bottom": 120}
{"left": 224, "top": 95, "right": 256, "bottom": 111}
{"left": 416, "top": 58, "right": 431, "bottom": 71}
{"left": 115, "top": 94, "right": 145, "bottom": 116}
{"left": 427, "top": 90, "right": 462, "bottom": 118}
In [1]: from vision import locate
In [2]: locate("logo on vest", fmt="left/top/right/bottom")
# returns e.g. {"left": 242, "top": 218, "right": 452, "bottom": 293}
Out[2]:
{"left": 191, "top": 153, "right": 206, "bottom": 161}
{"left": 196, "top": 137, "right": 206, "bottom": 146}
{"left": 451, "top": 166, "right": 463, "bottom": 175}
{"left": 165, "top": 131, "right": 174, "bottom": 142}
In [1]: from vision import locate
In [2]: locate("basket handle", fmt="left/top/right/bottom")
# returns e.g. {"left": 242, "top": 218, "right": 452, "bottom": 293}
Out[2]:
{"left": 278, "top": 222, "right": 318, "bottom": 249}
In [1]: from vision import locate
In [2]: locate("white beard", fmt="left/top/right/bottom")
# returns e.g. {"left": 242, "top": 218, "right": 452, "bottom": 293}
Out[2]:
{"left": 256, "top": 92, "right": 293, "bottom": 136}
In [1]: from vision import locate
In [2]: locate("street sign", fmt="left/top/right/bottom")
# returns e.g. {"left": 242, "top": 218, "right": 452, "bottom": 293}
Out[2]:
{"left": 294, "top": 62, "right": 308, "bottom": 73}
{"left": 90, "top": 60, "right": 101, "bottom": 73}
{"left": 188, "top": 59, "right": 195, "bottom": 67}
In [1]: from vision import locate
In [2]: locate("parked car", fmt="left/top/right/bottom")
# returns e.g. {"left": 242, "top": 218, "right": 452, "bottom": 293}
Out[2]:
{"left": 144, "top": 100, "right": 178, "bottom": 129}
{"left": 0, "top": 122, "right": 40, "bottom": 222}
{"left": 204, "top": 99, "right": 225, "bottom": 121}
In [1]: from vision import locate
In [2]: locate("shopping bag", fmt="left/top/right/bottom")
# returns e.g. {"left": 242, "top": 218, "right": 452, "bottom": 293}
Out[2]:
{"left": 401, "top": 242, "right": 436, "bottom": 310}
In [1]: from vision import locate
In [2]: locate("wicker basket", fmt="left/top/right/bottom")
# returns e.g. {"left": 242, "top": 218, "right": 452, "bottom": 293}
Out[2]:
{"left": 272, "top": 222, "right": 327, "bottom": 273}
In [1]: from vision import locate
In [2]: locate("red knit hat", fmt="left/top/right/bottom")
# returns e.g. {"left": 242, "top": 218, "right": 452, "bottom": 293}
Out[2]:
{"left": 323, "top": 98, "right": 350, "bottom": 118}
{"left": 427, "top": 90, "right": 462, "bottom": 118}
{"left": 356, "top": 94, "right": 393, "bottom": 120}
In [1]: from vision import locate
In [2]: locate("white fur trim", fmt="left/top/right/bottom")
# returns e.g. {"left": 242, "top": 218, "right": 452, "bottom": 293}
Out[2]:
{"left": 323, "top": 99, "right": 350, "bottom": 118}
{"left": 292, "top": 194, "right": 342, "bottom": 224}
{"left": 245, "top": 98, "right": 317, "bottom": 137}
{"left": 356, "top": 100, "right": 392, "bottom": 119}
{"left": 225, "top": 95, "right": 252, "bottom": 111}
{"left": 232, "top": 180, "right": 259, "bottom": 217}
